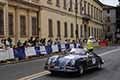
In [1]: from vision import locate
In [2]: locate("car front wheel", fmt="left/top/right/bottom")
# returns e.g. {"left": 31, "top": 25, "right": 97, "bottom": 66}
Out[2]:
{"left": 97, "top": 62, "right": 103, "bottom": 69}
{"left": 50, "top": 71, "right": 56, "bottom": 75}
{"left": 79, "top": 66, "right": 84, "bottom": 75}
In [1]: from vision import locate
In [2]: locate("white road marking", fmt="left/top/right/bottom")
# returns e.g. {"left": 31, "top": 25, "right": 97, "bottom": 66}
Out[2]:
{"left": 99, "top": 48, "right": 120, "bottom": 56}
{"left": 17, "top": 71, "right": 51, "bottom": 80}
{"left": 17, "top": 48, "right": 120, "bottom": 80}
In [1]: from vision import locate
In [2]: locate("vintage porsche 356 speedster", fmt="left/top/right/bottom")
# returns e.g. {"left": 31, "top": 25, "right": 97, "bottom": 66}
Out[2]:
{"left": 44, "top": 48, "right": 104, "bottom": 75}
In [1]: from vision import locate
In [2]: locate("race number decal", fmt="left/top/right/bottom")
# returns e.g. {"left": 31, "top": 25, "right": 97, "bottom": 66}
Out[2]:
{"left": 92, "top": 58, "right": 96, "bottom": 64}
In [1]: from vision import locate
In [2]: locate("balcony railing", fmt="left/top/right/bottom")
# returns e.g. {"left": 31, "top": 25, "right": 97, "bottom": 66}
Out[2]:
{"left": 22, "top": 0, "right": 40, "bottom": 3}
{"left": 0, "top": 0, "right": 7, "bottom": 3}
{"left": 81, "top": 14, "right": 90, "bottom": 20}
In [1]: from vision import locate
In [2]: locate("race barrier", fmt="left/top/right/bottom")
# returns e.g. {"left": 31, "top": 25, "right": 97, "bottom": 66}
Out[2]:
{"left": 99, "top": 40, "right": 108, "bottom": 47}
{"left": 0, "top": 43, "right": 77, "bottom": 61}
{"left": 52, "top": 45, "right": 59, "bottom": 53}
{"left": 0, "top": 42, "right": 101, "bottom": 62}
{"left": 0, "top": 48, "right": 14, "bottom": 61}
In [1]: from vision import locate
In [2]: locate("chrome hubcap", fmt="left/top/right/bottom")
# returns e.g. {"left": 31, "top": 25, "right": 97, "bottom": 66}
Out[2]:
{"left": 79, "top": 66, "right": 84, "bottom": 74}
{"left": 98, "top": 63, "right": 102, "bottom": 69}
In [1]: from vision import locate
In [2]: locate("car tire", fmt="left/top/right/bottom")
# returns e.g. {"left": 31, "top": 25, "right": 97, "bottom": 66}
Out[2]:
{"left": 79, "top": 66, "right": 84, "bottom": 75}
{"left": 50, "top": 71, "right": 56, "bottom": 75}
{"left": 97, "top": 61, "right": 103, "bottom": 69}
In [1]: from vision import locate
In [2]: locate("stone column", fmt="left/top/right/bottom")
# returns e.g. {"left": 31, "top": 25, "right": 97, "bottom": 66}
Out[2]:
{"left": 27, "top": 10, "right": 30, "bottom": 38}
{"left": 37, "top": 8, "right": 41, "bottom": 38}
{"left": 14, "top": 7, "right": 19, "bottom": 44}
{"left": 4, "top": 1, "right": 8, "bottom": 38}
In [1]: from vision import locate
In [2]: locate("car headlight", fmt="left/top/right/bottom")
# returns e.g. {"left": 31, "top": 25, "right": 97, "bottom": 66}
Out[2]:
{"left": 48, "top": 58, "right": 52, "bottom": 64}
{"left": 102, "top": 59, "right": 104, "bottom": 64}
{"left": 47, "top": 57, "right": 57, "bottom": 64}
{"left": 70, "top": 60, "right": 76, "bottom": 66}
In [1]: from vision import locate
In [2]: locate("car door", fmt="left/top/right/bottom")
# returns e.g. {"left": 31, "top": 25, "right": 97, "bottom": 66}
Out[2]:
{"left": 87, "top": 52, "right": 97, "bottom": 67}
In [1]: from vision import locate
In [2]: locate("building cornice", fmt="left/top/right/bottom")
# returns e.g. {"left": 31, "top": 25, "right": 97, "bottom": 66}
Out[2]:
{"left": 18, "top": 0, "right": 40, "bottom": 6}
{"left": 0, "top": 0, "right": 7, "bottom": 5}
{"left": 8, "top": 0, "right": 39, "bottom": 11}
{"left": 94, "top": 0, "right": 104, "bottom": 7}
{"left": 103, "top": 4, "right": 116, "bottom": 10}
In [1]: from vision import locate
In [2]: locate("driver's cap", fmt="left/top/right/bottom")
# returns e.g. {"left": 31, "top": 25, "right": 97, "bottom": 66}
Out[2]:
{"left": 89, "top": 36, "right": 94, "bottom": 39}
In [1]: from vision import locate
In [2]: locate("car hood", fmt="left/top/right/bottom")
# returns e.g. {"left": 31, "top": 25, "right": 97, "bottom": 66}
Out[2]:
{"left": 49, "top": 54, "right": 87, "bottom": 66}
{"left": 51, "top": 54, "right": 88, "bottom": 60}
{"left": 63, "top": 54, "right": 83, "bottom": 60}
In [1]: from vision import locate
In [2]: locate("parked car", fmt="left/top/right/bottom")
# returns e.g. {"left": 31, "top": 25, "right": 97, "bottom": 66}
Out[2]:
{"left": 44, "top": 48, "right": 104, "bottom": 75}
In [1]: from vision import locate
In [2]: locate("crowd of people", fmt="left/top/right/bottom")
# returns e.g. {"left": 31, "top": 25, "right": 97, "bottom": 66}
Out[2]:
{"left": 0, "top": 37, "right": 83, "bottom": 49}
{"left": 0, "top": 37, "right": 13, "bottom": 49}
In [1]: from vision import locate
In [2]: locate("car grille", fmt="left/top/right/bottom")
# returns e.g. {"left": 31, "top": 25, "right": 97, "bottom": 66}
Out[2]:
{"left": 55, "top": 58, "right": 70, "bottom": 67}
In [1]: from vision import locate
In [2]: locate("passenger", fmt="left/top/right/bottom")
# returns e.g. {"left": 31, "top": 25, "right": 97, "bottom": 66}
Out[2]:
{"left": 87, "top": 36, "right": 95, "bottom": 52}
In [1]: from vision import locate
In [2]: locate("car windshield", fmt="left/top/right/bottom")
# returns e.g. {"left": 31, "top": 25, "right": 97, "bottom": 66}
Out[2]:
{"left": 70, "top": 48, "right": 86, "bottom": 55}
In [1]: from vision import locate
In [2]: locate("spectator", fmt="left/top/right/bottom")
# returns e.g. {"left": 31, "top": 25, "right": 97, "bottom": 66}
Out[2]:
{"left": 42, "top": 38, "right": 46, "bottom": 45}
{"left": 64, "top": 39, "right": 68, "bottom": 44}
{"left": 68, "top": 39, "right": 71, "bottom": 44}
{"left": 54, "top": 38, "right": 60, "bottom": 45}
{"left": 79, "top": 39, "right": 83, "bottom": 46}
{"left": 0, "top": 39, "right": 5, "bottom": 48}
{"left": 47, "top": 39, "right": 53, "bottom": 46}
{"left": 72, "top": 40, "right": 75, "bottom": 44}
{"left": 33, "top": 37, "right": 40, "bottom": 47}
{"left": 28, "top": 37, "right": 34, "bottom": 46}
{"left": 83, "top": 39, "right": 87, "bottom": 43}
{"left": 58, "top": 38, "right": 61, "bottom": 44}
{"left": 17, "top": 40, "right": 22, "bottom": 47}
{"left": 50, "top": 39, "right": 53, "bottom": 45}
{"left": 3, "top": 39, "right": 10, "bottom": 48}
{"left": 54, "top": 38, "right": 58, "bottom": 44}
{"left": 3, "top": 39, "right": 6, "bottom": 46}
{"left": 64, "top": 39, "right": 69, "bottom": 49}
{"left": 23, "top": 40, "right": 29, "bottom": 47}
{"left": 7, "top": 37, "right": 13, "bottom": 48}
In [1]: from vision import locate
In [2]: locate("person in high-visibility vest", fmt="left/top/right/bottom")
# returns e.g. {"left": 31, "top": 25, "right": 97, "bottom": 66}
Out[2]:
{"left": 87, "top": 36, "right": 95, "bottom": 52}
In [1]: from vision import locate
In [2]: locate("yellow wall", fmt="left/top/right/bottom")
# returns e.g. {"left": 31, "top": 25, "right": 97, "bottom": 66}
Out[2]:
{"left": 40, "top": 0, "right": 103, "bottom": 41}
{"left": 0, "top": 0, "right": 103, "bottom": 44}
{"left": 7, "top": 3, "right": 39, "bottom": 43}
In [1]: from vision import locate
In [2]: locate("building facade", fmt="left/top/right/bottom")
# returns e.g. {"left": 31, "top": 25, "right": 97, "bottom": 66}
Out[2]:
{"left": 0, "top": 0, "right": 8, "bottom": 39}
{"left": 115, "top": 5, "right": 120, "bottom": 42}
{"left": 103, "top": 5, "right": 116, "bottom": 41}
{"left": 0, "top": 0, "right": 40, "bottom": 44}
{"left": 0, "top": 0, "right": 104, "bottom": 44}
{"left": 40, "top": 0, "right": 104, "bottom": 41}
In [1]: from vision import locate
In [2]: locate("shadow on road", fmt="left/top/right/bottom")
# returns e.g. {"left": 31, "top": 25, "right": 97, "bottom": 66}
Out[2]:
{"left": 47, "top": 68, "right": 104, "bottom": 79}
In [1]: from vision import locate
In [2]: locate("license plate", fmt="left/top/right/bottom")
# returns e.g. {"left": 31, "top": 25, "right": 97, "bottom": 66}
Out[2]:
{"left": 55, "top": 66, "right": 59, "bottom": 69}
{"left": 48, "top": 65, "right": 54, "bottom": 69}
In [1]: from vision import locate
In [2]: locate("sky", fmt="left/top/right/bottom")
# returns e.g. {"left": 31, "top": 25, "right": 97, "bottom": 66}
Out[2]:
{"left": 99, "top": 0, "right": 119, "bottom": 6}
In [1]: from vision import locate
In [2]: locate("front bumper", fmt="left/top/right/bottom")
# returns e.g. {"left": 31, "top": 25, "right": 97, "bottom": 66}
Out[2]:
{"left": 45, "top": 65, "right": 78, "bottom": 72}
{"left": 102, "top": 59, "right": 104, "bottom": 64}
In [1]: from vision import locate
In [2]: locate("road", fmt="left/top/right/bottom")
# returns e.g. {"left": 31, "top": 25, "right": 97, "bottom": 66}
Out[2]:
{"left": 0, "top": 46, "right": 120, "bottom": 80}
